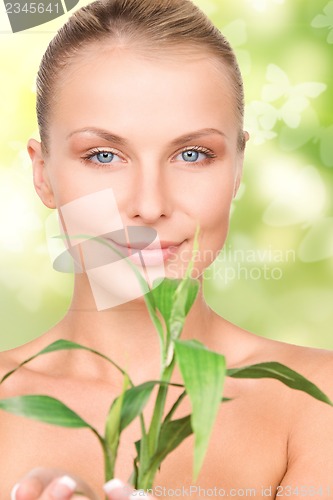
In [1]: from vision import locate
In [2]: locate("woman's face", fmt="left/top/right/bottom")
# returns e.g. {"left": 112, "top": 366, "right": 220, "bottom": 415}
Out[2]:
{"left": 30, "top": 46, "right": 245, "bottom": 285}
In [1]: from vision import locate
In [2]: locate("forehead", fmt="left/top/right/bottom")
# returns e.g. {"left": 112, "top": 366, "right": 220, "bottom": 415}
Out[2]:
{"left": 50, "top": 46, "right": 238, "bottom": 146}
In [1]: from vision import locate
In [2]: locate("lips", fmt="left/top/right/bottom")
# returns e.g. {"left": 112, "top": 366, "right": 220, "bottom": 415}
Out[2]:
{"left": 105, "top": 238, "right": 183, "bottom": 266}
{"left": 109, "top": 240, "right": 182, "bottom": 250}
{"left": 101, "top": 226, "right": 182, "bottom": 251}
{"left": 53, "top": 225, "right": 183, "bottom": 272}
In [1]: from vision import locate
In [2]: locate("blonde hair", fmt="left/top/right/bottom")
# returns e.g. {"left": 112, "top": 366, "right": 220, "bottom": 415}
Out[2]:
{"left": 36, "top": 0, "right": 245, "bottom": 152}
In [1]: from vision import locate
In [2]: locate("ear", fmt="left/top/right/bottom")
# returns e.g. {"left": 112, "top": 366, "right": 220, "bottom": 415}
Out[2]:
{"left": 233, "top": 167, "right": 243, "bottom": 198}
{"left": 27, "top": 139, "right": 56, "bottom": 209}
{"left": 233, "top": 131, "right": 249, "bottom": 198}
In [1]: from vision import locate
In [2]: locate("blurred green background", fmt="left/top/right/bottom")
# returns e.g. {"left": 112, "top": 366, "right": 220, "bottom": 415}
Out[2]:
{"left": 0, "top": 0, "right": 332, "bottom": 351}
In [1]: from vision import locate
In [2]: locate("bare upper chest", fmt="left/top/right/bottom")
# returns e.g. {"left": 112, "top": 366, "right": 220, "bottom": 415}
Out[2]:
{"left": 0, "top": 371, "right": 289, "bottom": 499}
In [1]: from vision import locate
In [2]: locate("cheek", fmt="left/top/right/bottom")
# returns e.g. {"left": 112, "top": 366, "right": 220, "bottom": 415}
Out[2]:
{"left": 199, "top": 198, "right": 232, "bottom": 270}
{"left": 188, "top": 170, "right": 235, "bottom": 232}
{"left": 181, "top": 171, "right": 235, "bottom": 276}
{"left": 47, "top": 161, "right": 104, "bottom": 207}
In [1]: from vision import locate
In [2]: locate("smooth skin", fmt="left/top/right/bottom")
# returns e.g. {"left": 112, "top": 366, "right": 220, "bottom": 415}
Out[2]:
{"left": 1, "top": 46, "right": 333, "bottom": 499}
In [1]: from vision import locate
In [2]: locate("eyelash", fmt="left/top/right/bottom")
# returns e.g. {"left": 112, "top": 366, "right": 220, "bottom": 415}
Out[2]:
{"left": 80, "top": 145, "right": 217, "bottom": 168}
{"left": 80, "top": 148, "right": 122, "bottom": 169}
{"left": 177, "top": 146, "right": 217, "bottom": 167}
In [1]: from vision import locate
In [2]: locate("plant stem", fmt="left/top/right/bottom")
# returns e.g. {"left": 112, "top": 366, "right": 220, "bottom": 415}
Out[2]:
{"left": 102, "top": 440, "right": 113, "bottom": 482}
{"left": 148, "top": 359, "right": 175, "bottom": 455}
{"left": 136, "top": 358, "right": 176, "bottom": 489}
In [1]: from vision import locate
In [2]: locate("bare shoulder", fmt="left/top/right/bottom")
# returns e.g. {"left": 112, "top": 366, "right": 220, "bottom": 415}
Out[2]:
{"left": 274, "top": 342, "right": 333, "bottom": 487}
{"left": 0, "top": 338, "right": 40, "bottom": 394}
{"left": 0, "top": 327, "right": 63, "bottom": 395}
{"left": 211, "top": 312, "right": 333, "bottom": 385}
{"left": 254, "top": 334, "right": 333, "bottom": 395}
{"left": 210, "top": 312, "right": 333, "bottom": 426}
{"left": 212, "top": 314, "right": 333, "bottom": 487}
{"left": 0, "top": 334, "right": 46, "bottom": 369}
{"left": 0, "top": 342, "right": 34, "bottom": 381}
{"left": 254, "top": 333, "right": 333, "bottom": 380}
{"left": 279, "top": 341, "right": 333, "bottom": 388}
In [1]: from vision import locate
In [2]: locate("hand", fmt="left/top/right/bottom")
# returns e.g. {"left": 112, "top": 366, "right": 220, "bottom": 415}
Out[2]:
{"left": 11, "top": 467, "right": 99, "bottom": 500}
{"left": 11, "top": 469, "right": 155, "bottom": 500}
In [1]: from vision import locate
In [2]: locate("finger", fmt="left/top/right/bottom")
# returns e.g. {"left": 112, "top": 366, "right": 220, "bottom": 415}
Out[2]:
{"left": 103, "top": 479, "right": 151, "bottom": 500}
{"left": 40, "top": 475, "right": 77, "bottom": 499}
{"left": 12, "top": 475, "right": 76, "bottom": 500}
{"left": 12, "top": 468, "right": 100, "bottom": 500}
{"left": 12, "top": 476, "right": 44, "bottom": 500}
{"left": 13, "top": 467, "right": 69, "bottom": 500}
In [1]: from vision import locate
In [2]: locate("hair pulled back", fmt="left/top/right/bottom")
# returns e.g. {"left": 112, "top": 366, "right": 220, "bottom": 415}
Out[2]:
{"left": 36, "top": 0, "right": 245, "bottom": 152}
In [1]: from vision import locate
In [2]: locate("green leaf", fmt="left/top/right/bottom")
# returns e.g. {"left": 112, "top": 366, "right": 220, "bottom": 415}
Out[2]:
{"left": 119, "top": 381, "right": 156, "bottom": 431}
{"left": 150, "top": 415, "right": 193, "bottom": 470}
{"left": 136, "top": 415, "right": 193, "bottom": 490}
{"left": 105, "top": 374, "right": 130, "bottom": 447}
{"left": 151, "top": 278, "right": 181, "bottom": 327}
{"left": 143, "top": 287, "right": 166, "bottom": 360}
{"left": 0, "top": 339, "right": 128, "bottom": 385}
{"left": 174, "top": 340, "right": 226, "bottom": 480}
{"left": 105, "top": 374, "right": 130, "bottom": 477}
{"left": 109, "top": 380, "right": 183, "bottom": 434}
{"left": 135, "top": 438, "right": 141, "bottom": 456}
{"left": 169, "top": 279, "right": 200, "bottom": 341}
{"left": 151, "top": 226, "right": 201, "bottom": 346}
{"left": 228, "top": 362, "right": 333, "bottom": 406}
{"left": 173, "top": 278, "right": 200, "bottom": 321}
{"left": 136, "top": 430, "right": 150, "bottom": 489}
{"left": 131, "top": 391, "right": 231, "bottom": 484}
{"left": 0, "top": 395, "right": 96, "bottom": 429}
{"left": 162, "top": 392, "right": 231, "bottom": 426}
{"left": 128, "top": 457, "right": 139, "bottom": 488}
{"left": 150, "top": 276, "right": 199, "bottom": 329}
{"left": 162, "top": 390, "right": 187, "bottom": 425}
{"left": 149, "top": 277, "right": 200, "bottom": 367}
{"left": 146, "top": 360, "right": 176, "bottom": 459}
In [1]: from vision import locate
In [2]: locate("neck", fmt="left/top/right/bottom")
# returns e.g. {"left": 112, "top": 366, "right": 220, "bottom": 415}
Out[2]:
{"left": 59, "top": 274, "right": 215, "bottom": 383}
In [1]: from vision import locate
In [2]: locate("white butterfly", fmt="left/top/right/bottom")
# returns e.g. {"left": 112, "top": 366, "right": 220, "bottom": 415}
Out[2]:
{"left": 245, "top": 98, "right": 307, "bottom": 143}
{"left": 245, "top": 101, "right": 278, "bottom": 145}
{"left": 262, "top": 64, "right": 327, "bottom": 109}
{"left": 311, "top": 1, "right": 333, "bottom": 44}
{"left": 245, "top": 65, "right": 327, "bottom": 143}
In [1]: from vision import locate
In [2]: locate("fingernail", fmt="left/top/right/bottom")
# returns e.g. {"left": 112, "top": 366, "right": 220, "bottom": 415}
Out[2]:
{"left": 51, "top": 475, "right": 77, "bottom": 498}
{"left": 11, "top": 483, "right": 20, "bottom": 500}
{"left": 103, "top": 478, "right": 125, "bottom": 494}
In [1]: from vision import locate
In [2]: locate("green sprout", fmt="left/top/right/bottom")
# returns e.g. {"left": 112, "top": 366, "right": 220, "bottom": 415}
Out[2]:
{"left": 1, "top": 226, "right": 332, "bottom": 497}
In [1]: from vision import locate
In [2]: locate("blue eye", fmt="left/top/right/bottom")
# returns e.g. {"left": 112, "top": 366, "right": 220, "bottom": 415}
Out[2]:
{"left": 96, "top": 151, "right": 114, "bottom": 163}
{"left": 176, "top": 147, "right": 215, "bottom": 165}
{"left": 83, "top": 149, "right": 122, "bottom": 166}
{"left": 182, "top": 150, "right": 200, "bottom": 162}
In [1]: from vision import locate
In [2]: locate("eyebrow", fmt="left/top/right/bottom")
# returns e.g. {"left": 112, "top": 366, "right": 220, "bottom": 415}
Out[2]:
{"left": 66, "top": 127, "right": 226, "bottom": 148}
{"left": 171, "top": 128, "right": 227, "bottom": 147}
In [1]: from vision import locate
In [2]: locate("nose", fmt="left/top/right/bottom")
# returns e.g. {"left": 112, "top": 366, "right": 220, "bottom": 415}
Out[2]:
{"left": 125, "top": 162, "right": 172, "bottom": 224}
